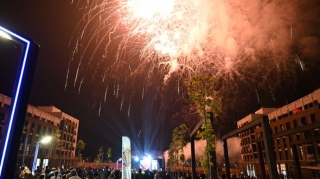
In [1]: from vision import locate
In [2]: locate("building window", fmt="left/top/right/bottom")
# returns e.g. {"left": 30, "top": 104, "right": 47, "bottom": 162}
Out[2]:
{"left": 43, "top": 127, "right": 46, "bottom": 135}
{"left": 285, "top": 150, "right": 289, "bottom": 160}
{"left": 310, "top": 113, "right": 316, "bottom": 123}
{"left": 286, "top": 122, "right": 291, "bottom": 130}
{"left": 314, "top": 129, "right": 320, "bottom": 137}
{"left": 297, "top": 133, "right": 301, "bottom": 140}
{"left": 304, "top": 130, "right": 312, "bottom": 138}
{"left": 307, "top": 146, "right": 315, "bottom": 160}
{"left": 4, "top": 104, "right": 10, "bottom": 109}
{"left": 293, "top": 120, "right": 298, "bottom": 127}
{"left": 274, "top": 126, "right": 278, "bottom": 133}
{"left": 0, "top": 112, "right": 5, "bottom": 122}
{"left": 301, "top": 117, "right": 307, "bottom": 126}
{"left": 27, "top": 112, "right": 32, "bottom": 117}
{"left": 277, "top": 138, "right": 280, "bottom": 147}
{"left": 30, "top": 123, "right": 35, "bottom": 133}
{"left": 36, "top": 125, "right": 41, "bottom": 134}
{"left": 282, "top": 137, "right": 287, "bottom": 148}
{"left": 289, "top": 135, "right": 293, "bottom": 141}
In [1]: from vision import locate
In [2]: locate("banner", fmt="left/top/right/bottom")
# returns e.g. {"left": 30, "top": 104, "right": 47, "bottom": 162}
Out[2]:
{"left": 122, "top": 136, "right": 131, "bottom": 179}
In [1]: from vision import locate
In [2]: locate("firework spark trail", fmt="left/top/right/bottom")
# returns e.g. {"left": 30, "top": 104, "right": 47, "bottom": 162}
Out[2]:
{"left": 255, "top": 88, "right": 260, "bottom": 104}
{"left": 104, "top": 85, "right": 108, "bottom": 102}
{"left": 268, "top": 85, "right": 276, "bottom": 101}
{"left": 291, "top": 24, "right": 293, "bottom": 40}
{"left": 295, "top": 54, "right": 304, "bottom": 71}
{"left": 128, "top": 102, "right": 131, "bottom": 117}
{"left": 120, "top": 95, "right": 124, "bottom": 111}
{"left": 142, "top": 87, "right": 144, "bottom": 100}
{"left": 273, "top": 58, "right": 280, "bottom": 70}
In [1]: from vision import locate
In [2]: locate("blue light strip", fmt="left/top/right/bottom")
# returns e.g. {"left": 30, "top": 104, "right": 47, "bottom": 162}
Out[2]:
{"left": 0, "top": 26, "right": 31, "bottom": 177}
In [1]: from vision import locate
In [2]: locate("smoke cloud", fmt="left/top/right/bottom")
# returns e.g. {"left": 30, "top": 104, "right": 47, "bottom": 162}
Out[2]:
{"left": 163, "top": 137, "right": 241, "bottom": 167}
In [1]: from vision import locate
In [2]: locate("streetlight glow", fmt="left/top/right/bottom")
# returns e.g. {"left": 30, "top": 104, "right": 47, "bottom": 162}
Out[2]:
{"left": 40, "top": 136, "right": 51, "bottom": 143}
{"left": 0, "top": 29, "right": 12, "bottom": 40}
{"left": 134, "top": 156, "right": 139, "bottom": 162}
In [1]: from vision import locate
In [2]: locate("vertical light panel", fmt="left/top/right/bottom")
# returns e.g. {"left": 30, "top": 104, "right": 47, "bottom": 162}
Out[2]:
{"left": 0, "top": 25, "right": 30, "bottom": 177}
{"left": 122, "top": 136, "right": 131, "bottom": 179}
{"left": 0, "top": 25, "right": 39, "bottom": 179}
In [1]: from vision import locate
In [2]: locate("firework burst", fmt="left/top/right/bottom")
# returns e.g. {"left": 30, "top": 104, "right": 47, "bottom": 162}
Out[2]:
{"left": 68, "top": 0, "right": 320, "bottom": 117}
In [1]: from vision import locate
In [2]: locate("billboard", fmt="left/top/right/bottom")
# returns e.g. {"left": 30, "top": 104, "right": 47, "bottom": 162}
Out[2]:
{"left": 122, "top": 136, "right": 131, "bottom": 179}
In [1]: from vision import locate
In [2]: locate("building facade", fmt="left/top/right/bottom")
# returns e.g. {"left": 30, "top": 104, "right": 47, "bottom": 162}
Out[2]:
{"left": 237, "top": 88, "right": 320, "bottom": 178}
{"left": 0, "top": 93, "right": 79, "bottom": 169}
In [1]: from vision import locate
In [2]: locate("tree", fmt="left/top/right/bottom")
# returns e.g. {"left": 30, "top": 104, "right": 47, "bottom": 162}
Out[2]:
{"left": 50, "top": 127, "right": 64, "bottom": 167}
{"left": 197, "top": 119, "right": 215, "bottom": 172}
{"left": 179, "top": 153, "right": 186, "bottom": 171}
{"left": 168, "top": 124, "right": 190, "bottom": 172}
{"left": 76, "top": 140, "right": 86, "bottom": 162}
{"left": 186, "top": 75, "right": 221, "bottom": 173}
{"left": 106, "top": 148, "right": 112, "bottom": 163}
{"left": 94, "top": 146, "right": 104, "bottom": 166}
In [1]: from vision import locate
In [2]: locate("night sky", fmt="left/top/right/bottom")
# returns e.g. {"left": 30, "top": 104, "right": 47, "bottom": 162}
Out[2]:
{"left": 1, "top": 0, "right": 320, "bottom": 162}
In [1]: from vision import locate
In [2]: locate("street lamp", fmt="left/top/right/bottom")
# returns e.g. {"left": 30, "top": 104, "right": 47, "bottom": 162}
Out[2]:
{"left": 32, "top": 136, "right": 52, "bottom": 174}
{"left": 0, "top": 29, "right": 12, "bottom": 40}
{"left": 116, "top": 158, "right": 122, "bottom": 169}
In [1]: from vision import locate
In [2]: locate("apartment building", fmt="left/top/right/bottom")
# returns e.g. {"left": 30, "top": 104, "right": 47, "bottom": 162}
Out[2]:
{"left": 236, "top": 88, "right": 320, "bottom": 178}
{"left": 0, "top": 93, "right": 79, "bottom": 169}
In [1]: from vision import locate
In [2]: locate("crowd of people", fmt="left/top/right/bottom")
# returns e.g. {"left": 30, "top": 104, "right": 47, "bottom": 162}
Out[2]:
{"left": 14, "top": 165, "right": 257, "bottom": 179}
{"left": 13, "top": 165, "right": 207, "bottom": 179}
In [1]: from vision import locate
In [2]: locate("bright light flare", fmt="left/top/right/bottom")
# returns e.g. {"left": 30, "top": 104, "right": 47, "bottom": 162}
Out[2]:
{"left": 116, "top": 0, "right": 221, "bottom": 80}
{"left": 126, "top": 0, "right": 174, "bottom": 19}
{"left": 0, "top": 30, "right": 12, "bottom": 40}
{"left": 134, "top": 156, "right": 139, "bottom": 161}
{"left": 40, "top": 136, "right": 52, "bottom": 144}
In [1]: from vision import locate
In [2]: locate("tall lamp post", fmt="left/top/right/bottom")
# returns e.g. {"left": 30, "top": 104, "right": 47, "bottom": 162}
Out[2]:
{"left": 116, "top": 158, "right": 122, "bottom": 169}
{"left": 32, "top": 136, "right": 51, "bottom": 174}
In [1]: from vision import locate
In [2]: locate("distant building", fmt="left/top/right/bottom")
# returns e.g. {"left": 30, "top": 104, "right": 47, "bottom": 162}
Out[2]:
{"left": 236, "top": 88, "right": 320, "bottom": 178}
{"left": 0, "top": 93, "right": 79, "bottom": 169}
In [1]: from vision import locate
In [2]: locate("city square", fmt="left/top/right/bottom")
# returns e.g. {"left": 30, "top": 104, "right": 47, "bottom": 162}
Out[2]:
{"left": 1, "top": 0, "right": 320, "bottom": 178}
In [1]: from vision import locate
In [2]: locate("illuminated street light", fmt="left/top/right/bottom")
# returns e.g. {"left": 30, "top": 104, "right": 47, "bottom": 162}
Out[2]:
{"left": 0, "top": 29, "right": 12, "bottom": 40}
{"left": 133, "top": 156, "right": 139, "bottom": 162}
{"left": 32, "top": 136, "right": 52, "bottom": 174}
{"left": 116, "top": 158, "right": 122, "bottom": 169}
